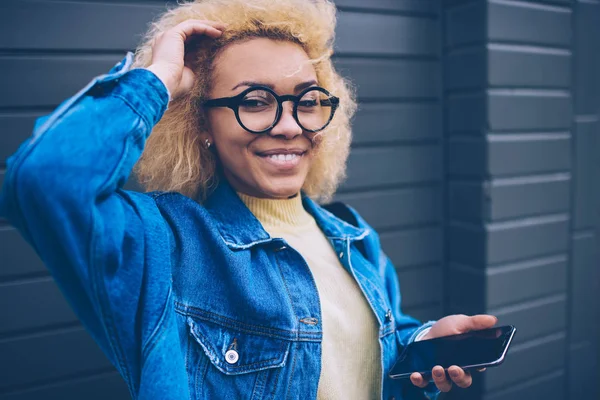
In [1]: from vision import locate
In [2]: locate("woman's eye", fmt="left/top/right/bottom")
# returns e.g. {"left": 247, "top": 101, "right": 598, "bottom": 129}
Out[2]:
{"left": 241, "top": 98, "right": 269, "bottom": 107}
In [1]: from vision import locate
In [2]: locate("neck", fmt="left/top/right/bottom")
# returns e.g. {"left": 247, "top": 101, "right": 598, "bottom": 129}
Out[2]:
{"left": 237, "top": 191, "right": 313, "bottom": 230}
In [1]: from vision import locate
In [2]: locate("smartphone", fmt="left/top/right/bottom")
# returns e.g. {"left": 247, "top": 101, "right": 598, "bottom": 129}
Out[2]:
{"left": 389, "top": 325, "right": 516, "bottom": 379}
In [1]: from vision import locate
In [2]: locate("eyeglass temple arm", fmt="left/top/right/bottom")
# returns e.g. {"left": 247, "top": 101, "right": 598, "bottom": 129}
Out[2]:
{"left": 320, "top": 97, "right": 339, "bottom": 107}
{"left": 203, "top": 97, "right": 238, "bottom": 109}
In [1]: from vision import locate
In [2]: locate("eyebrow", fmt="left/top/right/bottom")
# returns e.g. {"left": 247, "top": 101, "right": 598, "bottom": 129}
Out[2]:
{"left": 231, "top": 80, "right": 318, "bottom": 92}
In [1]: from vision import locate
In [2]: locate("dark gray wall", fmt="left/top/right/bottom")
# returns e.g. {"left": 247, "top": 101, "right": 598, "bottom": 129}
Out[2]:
{"left": 444, "top": 1, "right": 600, "bottom": 400}
{"left": 0, "top": 1, "right": 598, "bottom": 399}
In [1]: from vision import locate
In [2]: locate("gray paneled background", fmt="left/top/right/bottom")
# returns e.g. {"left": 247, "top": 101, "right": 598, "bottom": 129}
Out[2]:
{"left": 0, "top": 1, "right": 597, "bottom": 399}
{"left": 444, "top": 1, "right": 600, "bottom": 400}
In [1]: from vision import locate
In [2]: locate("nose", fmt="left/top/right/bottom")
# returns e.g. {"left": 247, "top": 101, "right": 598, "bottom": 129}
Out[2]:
{"left": 268, "top": 102, "right": 303, "bottom": 139}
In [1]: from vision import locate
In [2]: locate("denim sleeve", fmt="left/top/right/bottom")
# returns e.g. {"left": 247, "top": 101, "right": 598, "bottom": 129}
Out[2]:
{"left": 0, "top": 53, "right": 173, "bottom": 393}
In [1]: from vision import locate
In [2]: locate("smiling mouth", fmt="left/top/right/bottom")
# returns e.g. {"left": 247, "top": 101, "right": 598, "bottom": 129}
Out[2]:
{"left": 262, "top": 153, "right": 303, "bottom": 161}
{"left": 255, "top": 150, "right": 307, "bottom": 168}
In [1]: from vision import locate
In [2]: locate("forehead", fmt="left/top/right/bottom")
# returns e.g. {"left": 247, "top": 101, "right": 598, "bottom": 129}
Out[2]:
{"left": 211, "top": 38, "right": 317, "bottom": 93}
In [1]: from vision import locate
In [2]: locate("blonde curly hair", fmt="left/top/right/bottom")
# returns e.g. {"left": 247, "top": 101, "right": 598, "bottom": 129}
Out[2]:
{"left": 132, "top": 0, "right": 357, "bottom": 203}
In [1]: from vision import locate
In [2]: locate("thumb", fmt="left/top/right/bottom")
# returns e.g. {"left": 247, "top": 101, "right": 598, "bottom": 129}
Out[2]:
{"left": 168, "top": 67, "right": 196, "bottom": 100}
{"left": 467, "top": 314, "right": 498, "bottom": 331}
{"left": 180, "top": 68, "right": 197, "bottom": 95}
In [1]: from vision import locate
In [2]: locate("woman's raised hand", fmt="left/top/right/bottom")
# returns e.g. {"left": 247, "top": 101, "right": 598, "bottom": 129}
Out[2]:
{"left": 145, "top": 20, "right": 226, "bottom": 100}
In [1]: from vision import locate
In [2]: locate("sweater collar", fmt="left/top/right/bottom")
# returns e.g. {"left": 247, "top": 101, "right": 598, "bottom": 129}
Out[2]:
{"left": 203, "top": 179, "right": 368, "bottom": 249}
{"left": 236, "top": 192, "right": 313, "bottom": 231}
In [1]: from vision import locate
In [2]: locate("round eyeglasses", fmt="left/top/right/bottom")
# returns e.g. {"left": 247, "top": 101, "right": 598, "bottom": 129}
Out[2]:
{"left": 202, "top": 85, "right": 340, "bottom": 134}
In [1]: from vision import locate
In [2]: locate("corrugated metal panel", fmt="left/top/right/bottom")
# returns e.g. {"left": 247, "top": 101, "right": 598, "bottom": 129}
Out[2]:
{"left": 443, "top": 0, "right": 599, "bottom": 399}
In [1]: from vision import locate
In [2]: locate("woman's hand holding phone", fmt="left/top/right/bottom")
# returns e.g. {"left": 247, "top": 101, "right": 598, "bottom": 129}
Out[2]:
{"left": 409, "top": 314, "right": 498, "bottom": 393}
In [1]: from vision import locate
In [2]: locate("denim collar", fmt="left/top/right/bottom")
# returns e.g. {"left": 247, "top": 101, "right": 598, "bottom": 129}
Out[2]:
{"left": 203, "top": 179, "right": 368, "bottom": 249}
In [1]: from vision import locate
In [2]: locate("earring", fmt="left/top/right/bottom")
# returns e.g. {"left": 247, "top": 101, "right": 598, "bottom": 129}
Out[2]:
{"left": 204, "top": 138, "right": 212, "bottom": 149}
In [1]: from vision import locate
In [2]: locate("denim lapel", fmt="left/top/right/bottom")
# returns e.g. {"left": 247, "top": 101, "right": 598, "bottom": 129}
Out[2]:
{"left": 203, "top": 180, "right": 273, "bottom": 249}
{"left": 301, "top": 194, "right": 369, "bottom": 241}
{"left": 203, "top": 179, "right": 369, "bottom": 248}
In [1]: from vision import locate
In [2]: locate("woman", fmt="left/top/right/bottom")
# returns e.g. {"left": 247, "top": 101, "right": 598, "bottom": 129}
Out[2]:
{"left": 0, "top": 0, "right": 496, "bottom": 399}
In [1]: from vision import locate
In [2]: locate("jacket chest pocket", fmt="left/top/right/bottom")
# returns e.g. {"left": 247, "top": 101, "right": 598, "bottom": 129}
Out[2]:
{"left": 186, "top": 316, "right": 291, "bottom": 400}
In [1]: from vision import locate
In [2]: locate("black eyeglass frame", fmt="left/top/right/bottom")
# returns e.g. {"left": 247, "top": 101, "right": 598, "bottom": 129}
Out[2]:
{"left": 202, "top": 85, "right": 340, "bottom": 134}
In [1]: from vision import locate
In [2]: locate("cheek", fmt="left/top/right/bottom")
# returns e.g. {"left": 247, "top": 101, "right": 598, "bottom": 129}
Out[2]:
{"left": 209, "top": 113, "right": 250, "bottom": 157}
{"left": 208, "top": 110, "right": 237, "bottom": 139}
{"left": 216, "top": 136, "right": 252, "bottom": 169}
{"left": 213, "top": 132, "right": 258, "bottom": 179}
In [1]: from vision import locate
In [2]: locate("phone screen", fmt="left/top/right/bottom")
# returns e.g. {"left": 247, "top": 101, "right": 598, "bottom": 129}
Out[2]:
{"left": 390, "top": 325, "right": 516, "bottom": 378}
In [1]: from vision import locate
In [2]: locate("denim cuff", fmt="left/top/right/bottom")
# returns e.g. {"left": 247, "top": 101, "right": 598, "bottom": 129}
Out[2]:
{"left": 409, "top": 321, "right": 441, "bottom": 400}
{"left": 110, "top": 68, "right": 170, "bottom": 130}
{"left": 408, "top": 320, "right": 436, "bottom": 344}
{"left": 424, "top": 387, "right": 442, "bottom": 400}
{"left": 414, "top": 327, "right": 431, "bottom": 341}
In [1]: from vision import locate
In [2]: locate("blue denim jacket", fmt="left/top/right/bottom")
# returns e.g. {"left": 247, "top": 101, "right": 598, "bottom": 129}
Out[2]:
{"left": 0, "top": 53, "right": 439, "bottom": 400}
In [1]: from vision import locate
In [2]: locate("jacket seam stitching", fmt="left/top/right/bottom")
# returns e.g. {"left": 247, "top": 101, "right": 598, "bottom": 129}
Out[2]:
{"left": 141, "top": 285, "right": 173, "bottom": 359}
{"left": 284, "top": 342, "right": 298, "bottom": 400}
{"left": 91, "top": 217, "right": 133, "bottom": 393}
{"left": 274, "top": 256, "right": 300, "bottom": 329}
{"left": 196, "top": 348, "right": 209, "bottom": 398}
{"left": 91, "top": 124, "right": 149, "bottom": 396}
{"left": 250, "top": 369, "right": 263, "bottom": 400}
{"left": 91, "top": 137, "right": 137, "bottom": 395}
{"left": 108, "top": 92, "right": 153, "bottom": 135}
{"left": 175, "top": 303, "right": 321, "bottom": 339}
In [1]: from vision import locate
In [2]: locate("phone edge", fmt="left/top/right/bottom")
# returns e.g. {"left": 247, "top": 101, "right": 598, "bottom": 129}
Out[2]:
{"left": 388, "top": 325, "right": 517, "bottom": 380}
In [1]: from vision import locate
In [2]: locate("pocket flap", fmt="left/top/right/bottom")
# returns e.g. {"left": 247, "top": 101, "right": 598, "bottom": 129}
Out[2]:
{"left": 187, "top": 317, "right": 291, "bottom": 375}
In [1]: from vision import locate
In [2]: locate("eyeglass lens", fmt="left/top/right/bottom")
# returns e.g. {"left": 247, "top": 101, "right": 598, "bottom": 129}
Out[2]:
{"left": 238, "top": 88, "right": 334, "bottom": 132}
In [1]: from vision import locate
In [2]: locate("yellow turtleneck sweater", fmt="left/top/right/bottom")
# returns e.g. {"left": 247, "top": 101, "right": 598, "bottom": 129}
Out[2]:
{"left": 238, "top": 192, "right": 381, "bottom": 400}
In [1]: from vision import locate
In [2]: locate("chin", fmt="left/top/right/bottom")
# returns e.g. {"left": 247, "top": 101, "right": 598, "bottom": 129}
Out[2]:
{"left": 259, "top": 178, "right": 305, "bottom": 199}
{"left": 261, "top": 186, "right": 302, "bottom": 199}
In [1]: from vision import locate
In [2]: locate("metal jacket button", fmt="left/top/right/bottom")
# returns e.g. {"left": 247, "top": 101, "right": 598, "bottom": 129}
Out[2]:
{"left": 385, "top": 309, "right": 393, "bottom": 322}
{"left": 225, "top": 349, "right": 239, "bottom": 364}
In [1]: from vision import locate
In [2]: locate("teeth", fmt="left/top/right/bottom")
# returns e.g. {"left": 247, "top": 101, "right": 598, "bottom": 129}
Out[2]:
{"left": 268, "top": 154, "right": 300, "bottom": 161}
